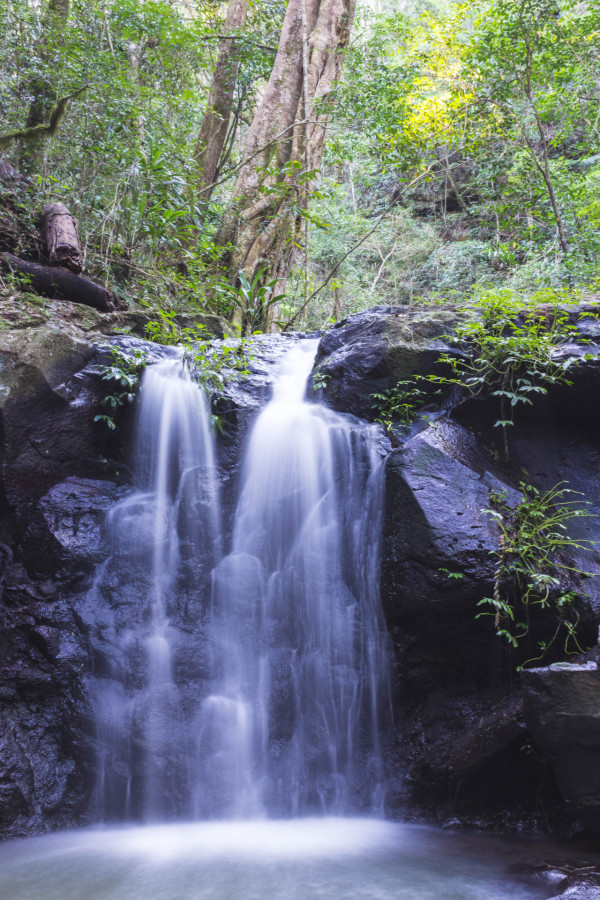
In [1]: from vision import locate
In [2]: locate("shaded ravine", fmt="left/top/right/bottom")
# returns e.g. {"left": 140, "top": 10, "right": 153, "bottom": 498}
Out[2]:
{"left": 88, "top": 339, "right": 391, "bottom": 822}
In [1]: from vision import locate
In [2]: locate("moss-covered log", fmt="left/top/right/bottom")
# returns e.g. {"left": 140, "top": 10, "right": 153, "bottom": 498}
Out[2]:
{"left": 0, "top": 253, "right": 116, "bottom": 311}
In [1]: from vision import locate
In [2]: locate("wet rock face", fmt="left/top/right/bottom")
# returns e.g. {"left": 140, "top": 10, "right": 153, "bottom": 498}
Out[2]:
{"left": 0, "top": 478, "right": 124, "bottom": 837}
{"left": 3, "top": 301, "right": 600, "bottom": 838}
{"left": 521, "top": 661, "right": 600, "bottom": 833}
{"left": 0, "top": 307, "right": 189, "bottom": 838}
{"left": 313, "top": 305, "right": 460, "bottom": 419}
{"left": 381, "top": 422, "right": 519, "bottom": 621}
{"left": 549, "top": 873, "right": 600, "bottom": 899}
{"left": 317, "top": 304, "right": 600, "bottom": 831}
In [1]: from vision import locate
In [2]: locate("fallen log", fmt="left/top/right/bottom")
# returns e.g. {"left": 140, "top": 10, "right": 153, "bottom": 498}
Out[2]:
{"left": 42, "top": 203, "right": 82, "bottom": 273}
{"left": 0, "top": 252, "right": 116, "bottom": 311}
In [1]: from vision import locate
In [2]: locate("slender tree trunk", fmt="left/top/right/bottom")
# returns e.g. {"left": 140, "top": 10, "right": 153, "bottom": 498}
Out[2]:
{"left": 126, "top": 40, "right": 146, "bottom": 155}
{"left": 194, "top": 0, "right": 250, "bottom": 205}
{"left": 214, "top": 0, "right": 356, "bottom": 326}
{"left": 19, "top": 0, "right": 70, "bottom": 173}
{"left": 515, "top": 28, "right": 569, "bottom": 257}
{"left": 524, "top": 101, "right": 569, "bottom": 256}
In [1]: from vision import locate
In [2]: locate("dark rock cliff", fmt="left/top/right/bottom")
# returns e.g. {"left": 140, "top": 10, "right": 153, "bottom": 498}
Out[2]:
{"left": 315, "top": 303, "right": 600, "bottom": 833}
{"left": 2, "top": 298, "right": 600, "bottom": 839}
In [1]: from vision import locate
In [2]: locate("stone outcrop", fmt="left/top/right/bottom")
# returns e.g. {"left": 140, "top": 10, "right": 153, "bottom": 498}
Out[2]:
{"left": 312, "top": 305, "right": 461, "bottom": 419}
{"left": 315, "top": 302, "right": 600, "bottom": 831}
{"left": 0, "top": 478, "right": 123, "bottom": 835}
{"left": 522, "top": 659, "right": 600, "bottom": 833}
{"left": 2, "top": 296, "right": 600, "bottom": 839}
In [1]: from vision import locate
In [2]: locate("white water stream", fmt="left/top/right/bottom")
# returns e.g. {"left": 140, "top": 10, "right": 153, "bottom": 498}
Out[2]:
{"left": 89, "top": 354, "right": 222, "bottom": 820}
{"left": 89, "top": 340, "right": 389, "bottom": 821}
{"left": 198, "top": 341, "right": 390, "bottom": 817}
{"left": 4, "top": 340, "right": 559, "bottom": 898}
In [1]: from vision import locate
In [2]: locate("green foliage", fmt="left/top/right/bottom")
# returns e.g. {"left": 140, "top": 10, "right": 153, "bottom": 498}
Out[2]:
{"left": 143, "top": 307, "right": 255, "bottom": 414}
{"left": 144, "top": 309, "right": 183, "bottom": 346}
{"left": 312, "top": 0, "right": 600, "bottom": 316}
{"left": 232, "top": 268, "right": 286, "bottom": 335}
{"left": 312, "top": 369, "right": 331, "bottom": 392}
{"left": 426, "top": 287, "right": 589, "bottom": 454}
{"left": 0, "top": 0, "right": 282, "bottom": 315}
{"left": 2, "top": 0, "right": 600, "bottom": 324}
{"left": 94, "top": 346, "right": 148, "bottom": 429}
{"left": 184, "top": 335, "right": 255, "bottom": 398}
{"left": 438, "top": 568, "right": 465, "bottom": 580}
{"left": 372, "top": 379, "right": 431, "bottom": 430}
{"left": 479, "top": 482, "right": 596, "bottom": 668}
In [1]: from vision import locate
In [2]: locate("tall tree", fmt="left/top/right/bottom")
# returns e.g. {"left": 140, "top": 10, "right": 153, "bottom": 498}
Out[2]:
{"left": 194, "top": 0, "right": 250, "bottom": 206}
{"left": 215, "top": 0, "right": 356, "bottom": 322}
{"left": 19, "top": 0, "right": 71, "bottom": 173}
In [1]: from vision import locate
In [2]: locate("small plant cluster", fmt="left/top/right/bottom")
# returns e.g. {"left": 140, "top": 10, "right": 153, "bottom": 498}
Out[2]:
{"left": 233, "top": 268, "right": 285, "bottom": 335}
{"left": 184, "top": 337, "right": 255, "bottom": 397}
{"left": 433, "top": 290, "right": 588, "bottom": 456}
{"left": 312, "top": 368, "right": 330, "bottom": 392}
{"left": 371, "top": 288, "right": 592, "bottom": 449}
{"left": 372, "top": 379, "right": 431, "bottom": 430}
{"left": 479, "top": 481, "right": 595, "bottom": 669}
{"left": 144, "top": 307, "right": 256, "bottom": 398}
{"left": 94, "top": 347, "right": 148, "bottom": 430}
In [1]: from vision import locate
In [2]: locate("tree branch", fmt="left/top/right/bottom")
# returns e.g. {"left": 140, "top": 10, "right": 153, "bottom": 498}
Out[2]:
{"left": 0, "top": 85, "right": 88, "bottom": 149}
{"left": 283, "top": 159, "right": 458, "bottom": 330}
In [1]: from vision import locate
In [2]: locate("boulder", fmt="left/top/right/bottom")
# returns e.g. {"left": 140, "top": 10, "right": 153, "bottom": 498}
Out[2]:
{"left": 521, "top": 659, "right": 600, "bottom": 832}
{"left": 381, "top": 418, "right": 520, "bottom": 621}
{"left": 549, "top": 873, "right": 600, "bottom": 899}
{"left": 21, "top": 477, "right": 125, "bottom": 577}
{"left": 313, "top": 305, "right": 461, "bottom": 419}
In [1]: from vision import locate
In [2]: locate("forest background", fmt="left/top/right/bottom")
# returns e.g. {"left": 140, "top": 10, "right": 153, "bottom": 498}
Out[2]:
{"left": 1, "top": 0, "right": 600, "bottom": 333}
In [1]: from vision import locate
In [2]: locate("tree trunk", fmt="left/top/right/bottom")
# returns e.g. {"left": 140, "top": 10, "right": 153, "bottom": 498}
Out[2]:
{"left": 214, "top": 0, "right": 356, "bottom": 324}
{"left": 525, "top": 100, "right": 569, "bottom": 256}
{"left": 194, "top": 0, "right": 250, "bottom": 205}
{"left": 0, "top": 253, "right": 116, "bottom": 311}
{"left": 19, "top": 0, "right": 71, "bottom": 174}
{"left": 42, "top": 203, "right": 82, "bottom": 273}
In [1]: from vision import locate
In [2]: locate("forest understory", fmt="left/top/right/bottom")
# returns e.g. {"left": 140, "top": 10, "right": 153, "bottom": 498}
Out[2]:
{"left": 1, "top": 0, "right": 599, "bottom": 336}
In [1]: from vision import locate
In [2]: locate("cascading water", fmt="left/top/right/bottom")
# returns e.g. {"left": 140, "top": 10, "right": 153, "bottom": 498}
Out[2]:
{"left": 3, "top": 339, "right": 556, "bottom": 900}
{"left": 88, "top": 353, "right": 221, "bottom": 821}
{"left": 89, "top": 338, "right": 390, "bottom": 822}
{"left": 199, "top": 340, "right": 391, "bottom": 817}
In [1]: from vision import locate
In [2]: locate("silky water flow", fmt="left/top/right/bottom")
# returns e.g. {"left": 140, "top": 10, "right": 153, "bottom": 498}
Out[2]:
{"left": 198, "top": 340, "right": 391, "bottom": 817}
{"left": 88, "top": 353, "right": 222, "bottom": 821}
{"left": 88, "top": 340, "right": 390, "bottom": 822}
{"left": 0, "top": 342, "right": 559, "bottom": 900}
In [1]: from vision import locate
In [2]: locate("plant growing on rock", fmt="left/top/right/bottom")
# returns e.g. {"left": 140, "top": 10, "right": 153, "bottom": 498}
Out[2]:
{"left": 231, "top": 269, "right": 286, "bottom": 335}
{"left": 94, "top": 347, "right": 148, "bottom": 430}
{"left": 480, "top": 481, "right": 596, "bottom": 669}
{"left": 372, "top": 379, "right": 430, "bottom": 430}
{"left": 184, "top": 336, "right": 255, "bottom": 398}
{"left": 426, "top": 288, "right": 590, "bottom": 458}
{"left": 145, "top": 310, "right": 255, "bottom": 416}
{"left": 312, "top": 368, "right": 330, "bottom": 392}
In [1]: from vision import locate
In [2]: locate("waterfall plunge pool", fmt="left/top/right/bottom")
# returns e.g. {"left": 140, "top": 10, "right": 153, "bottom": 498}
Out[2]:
{"left": 0, "top": 818, "right": 557, "bottom": 899}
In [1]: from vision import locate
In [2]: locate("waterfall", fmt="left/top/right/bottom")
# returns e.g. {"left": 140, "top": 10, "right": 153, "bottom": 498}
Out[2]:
{"left": 88, "top": 354, "right": 221, "bottom": 821}
{"left": 198, "top": 340, "right": 390, "bottom": 817}
{"left": 88, "top": 339, "right": 390, "bottom": 822}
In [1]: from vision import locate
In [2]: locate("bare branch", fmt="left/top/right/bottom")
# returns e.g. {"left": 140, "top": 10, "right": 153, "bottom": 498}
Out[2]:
{"left": 283, "top": 159, "right": 460, "bottom": 329}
